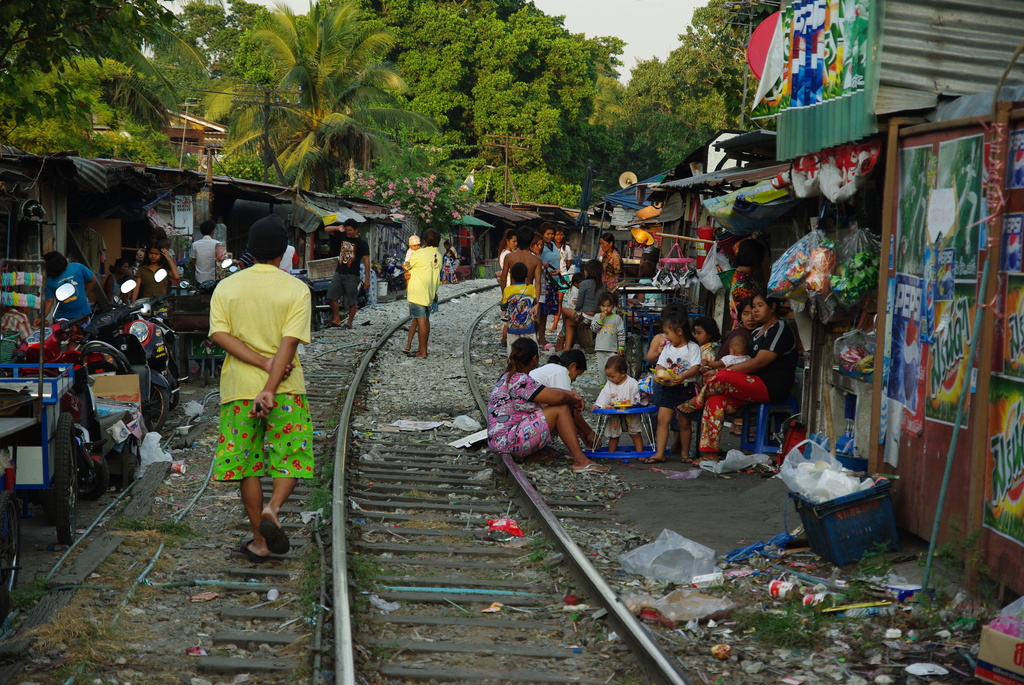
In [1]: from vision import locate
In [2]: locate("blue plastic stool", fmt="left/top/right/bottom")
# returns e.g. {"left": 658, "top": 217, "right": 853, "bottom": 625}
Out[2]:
{"left": 584, "top": 405, "right": 658, "bottom": 462}
{"left": 739, "top": 398, "right": 800, "bottom": 455}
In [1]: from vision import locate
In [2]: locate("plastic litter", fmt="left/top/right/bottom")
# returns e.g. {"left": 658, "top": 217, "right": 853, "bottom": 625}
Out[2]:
{"left": 618, "top": 529, "right": 718, "bottom": 584}
{"left": 661, "top": 468, "right": 702, "bottom": 480}
{"left": 710, "top": 643, "right": 732, "bottom": 660}
{"left": 452, "top": 415, "right": 483, "bottom": 431}
{"left": 904, "top": 663, "right": 948, "bottom": 676}
{"left": 188, "top": 591, "right": 219, "bottom": 602}
{"left": 140, "top": 432, "right": 173, "bottom": 470}
{"left": 487, "top": 518, "right": 524, "bottom": 538}
{"left": 185, "top": 647, "right": 208, "bottom": 656}
{"left": 267, "top": 588, "right": 280, "bottom": 601}
{"left": 779, "top": 439, "right": 873, "bottom": 502}
{"left": 183, "top": 400, "right": 205, "bottom": 420}
{"left": 481, "top": 602, "right": 504, "bottom": 613}
{"left": 367, "top": 593, "right": 400, "bottom": 613}
{"left": 700, "top": 450, "right": 771, "bottom": 474}
{"left": 988, "top": 595, "right": 1024, "bottom": 637}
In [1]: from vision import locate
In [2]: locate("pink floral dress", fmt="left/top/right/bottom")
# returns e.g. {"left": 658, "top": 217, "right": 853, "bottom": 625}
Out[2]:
{"left": 486, "top": 372, "right": 551, "bottom": 458}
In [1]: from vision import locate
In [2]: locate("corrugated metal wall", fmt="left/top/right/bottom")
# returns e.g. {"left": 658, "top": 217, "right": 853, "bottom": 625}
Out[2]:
{"left": 880, "top": 0, "right": 1024, "bottom": 98}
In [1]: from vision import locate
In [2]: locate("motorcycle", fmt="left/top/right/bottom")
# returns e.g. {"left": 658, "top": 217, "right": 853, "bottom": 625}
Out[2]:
{"left": 82, "top": 273, "right": 173, "bottom": 432}
{"left": 126, "top": 293, "right": 184, "bottom": 410}
{"left": 10, "top": 283, "right": 137, "bottom": 502}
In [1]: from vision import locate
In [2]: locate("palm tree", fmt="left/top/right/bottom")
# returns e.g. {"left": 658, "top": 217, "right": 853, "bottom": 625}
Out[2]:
{"left": 208, "top": 1, "right": 437, "bottom": 191}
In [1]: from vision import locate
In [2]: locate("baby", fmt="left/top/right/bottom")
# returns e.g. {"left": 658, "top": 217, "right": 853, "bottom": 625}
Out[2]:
{"left": 593, "top": 356, "right": 643, "bottom": 452}
{"left": 403, "top": 234, "right": 421, "bottom": 278}
{"left": 706, "top": 335, "right": 751, "bottom": 370}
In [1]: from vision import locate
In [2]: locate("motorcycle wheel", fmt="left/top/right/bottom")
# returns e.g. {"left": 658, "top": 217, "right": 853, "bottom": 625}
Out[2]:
{"left": 78, "top": 455, "right": 110, "bottom": 501}
{"left": 145, "top": 384, "right": 171, "bottom": 432}
{"left": 41, "top": 413, "right": 78, "bottom": 546}
{"left": 0, "top": 491, "right": 20, "bottom": 597}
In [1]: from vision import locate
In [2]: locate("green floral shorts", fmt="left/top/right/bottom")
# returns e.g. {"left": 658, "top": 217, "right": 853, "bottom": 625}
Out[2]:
{"left": 214, "top": 394, "right": 314, "bottom": 481}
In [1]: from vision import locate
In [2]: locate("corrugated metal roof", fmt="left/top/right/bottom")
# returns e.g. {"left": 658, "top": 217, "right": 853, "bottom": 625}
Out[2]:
{"left": 653, "top": 163, "right": 790, "bottom": 192}
{"left": 880, "top": 0, "right": 1024, "bottom": 99}
{"left": 475, "top": 203, "right": 538, "bottom": 223}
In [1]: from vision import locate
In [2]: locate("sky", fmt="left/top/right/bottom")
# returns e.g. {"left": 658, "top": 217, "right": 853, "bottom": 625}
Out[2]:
{"left": 530, "top": 0, "right": 706, "bottom": 82}
{"left": 205, "top": 0, "right": 709, "bottom": 85}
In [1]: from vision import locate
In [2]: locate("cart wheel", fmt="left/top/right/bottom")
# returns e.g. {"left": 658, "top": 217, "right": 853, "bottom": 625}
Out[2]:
{"left": 0, "top": 491, "right": 20, "bottom": 599}
{"left": 41, "top": 413, "right": 78, "bottom": 546}
{"left": 624, "top": 334, "right": 645, "bottom": 380}
{"left": 78, "top": 455, "right": 110, "bottom": 501}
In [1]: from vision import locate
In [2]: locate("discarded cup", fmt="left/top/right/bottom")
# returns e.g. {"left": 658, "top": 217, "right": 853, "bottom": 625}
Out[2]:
{"left": 267, "top": 588, "right": 280, "bottom": 601}
{"left": 802, "top": 592, "right": 827, "bottom": 606}
{"left": 769, "top": 580, "right": 796, "bottom": 599}
{"left": 171, "top": 461, "right": 187, "bottom": 474}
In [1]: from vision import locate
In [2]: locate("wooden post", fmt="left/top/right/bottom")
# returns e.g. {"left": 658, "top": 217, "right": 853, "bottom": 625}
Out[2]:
{"left": 966, "top": 101, "right": 1013, "bottom": 591}
{"left": 868, "top": 118, "right": 904, "bottom": 472}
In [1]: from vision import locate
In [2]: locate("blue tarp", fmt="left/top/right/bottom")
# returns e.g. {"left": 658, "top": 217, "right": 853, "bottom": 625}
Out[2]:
{"left": 602, "top": 171, "right": 670, "bottom": 211}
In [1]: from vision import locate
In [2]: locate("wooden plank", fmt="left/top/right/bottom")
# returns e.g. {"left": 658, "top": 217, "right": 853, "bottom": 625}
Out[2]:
{"left": 869, "top": 117, "right": 904, "bottom": 471}
{"left": 367, "top": 614, "right": 551, "bottom": 631}
{"left": 359, "top": 459, "right": 488, "bottom": 472}
{"left": 377, "top": 665, "right": 604, "bottom": 683}
{"left": 365, "top": 637, "right": 576, "bottom": 658}
{"left": 376, "top": 575, "right": 541, "bottom": 590}
{"left": 227, "top": 567, "right": 293, "bottom": 578}
{"left": 121, "top": 461, "right": 172, "bottom": 519}
{"left": 373, "top": 591, "right": 550, "bottom": 606}
{"left": 350, "top": 497, "right": 503, "bottom": 514}
{"left": 358, "top": 525, "right": 489, "bottom": 540}
{"left": 197, "top": 656, "right": 299, "bottom": 673}
{"left": 213, "top": 629, "right": 300, "bottom": 645}
{"left": 374, "top": 558, "right": 519, "bottom": 571}
{"left": 49, "top": 533, "right": 124, "bottom": 587}
{"left": 356, "top": 542, "right": 521, "bottom": 557}
{"left": 220, "top": 607, "right": 296, "bottom": 620}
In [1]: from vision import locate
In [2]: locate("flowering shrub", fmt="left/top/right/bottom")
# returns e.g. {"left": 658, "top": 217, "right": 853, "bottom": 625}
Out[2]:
{"left": 342, "top": 171, "right": 475, "bottom": 228}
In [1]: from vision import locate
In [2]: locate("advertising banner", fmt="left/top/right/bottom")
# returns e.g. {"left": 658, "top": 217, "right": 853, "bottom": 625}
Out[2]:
{"left": 935, "top": 135, "right": 984, "bottom": 278}
{"left": 985, "top": 375, "right": 1024, "bottom": 545}
{"left": 1005, "top": 274, "right": 1024, "bottom": 379}
{"left": 888, "top": 275, "right": 924, "bottom": 415}
{"left": 926, "top": 281, "right": 976, "bottom": 426}
{"left": 896, "top": 146, "right": 934, "bottom": 276}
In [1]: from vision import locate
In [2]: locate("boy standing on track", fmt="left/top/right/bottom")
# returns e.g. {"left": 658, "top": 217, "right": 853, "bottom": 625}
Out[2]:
{"left": 209, "top": 215, "right": 314, "bottom": 563}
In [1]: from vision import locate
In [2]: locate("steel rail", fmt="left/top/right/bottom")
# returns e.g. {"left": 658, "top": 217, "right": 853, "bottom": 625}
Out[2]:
{"left": 461, "top": 304, "right": 691, "bottom": 685}
{"left": 330, "top": 283, "right": 498, "bottom": 685}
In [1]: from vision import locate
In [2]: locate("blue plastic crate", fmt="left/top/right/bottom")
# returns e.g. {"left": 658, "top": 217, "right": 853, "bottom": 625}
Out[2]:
{"left": 789, "top": 481, "right": 900, "bottom": 566}
{"left": 836, "top": 452, "right": 868, "bottom": 472}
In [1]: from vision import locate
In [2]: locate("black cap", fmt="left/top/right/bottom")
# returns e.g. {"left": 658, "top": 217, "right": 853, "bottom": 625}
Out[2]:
{"left": 248, "top": 215, "right": 289, "bottom": 261}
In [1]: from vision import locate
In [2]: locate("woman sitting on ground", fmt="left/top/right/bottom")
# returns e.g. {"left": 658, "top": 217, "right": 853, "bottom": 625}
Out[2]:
{"left": 681, "top": 290, "right": 798, "bottom": 458}
{"left": 487, "top": 339, "right": 607, "bottom": 473}
{"left": 529, "top": 349, "right": 598, "bottom": 448}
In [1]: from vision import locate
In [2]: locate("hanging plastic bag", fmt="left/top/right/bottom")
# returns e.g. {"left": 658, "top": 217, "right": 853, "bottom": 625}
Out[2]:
{"left": 804, "top": 235, "right": 837, "bottom": 294}
{"left": 767, "top": 229, "right": 826, "bottom": 297}
{"left": 831, "top": 223, "right": 881, "bottom": 307}
{"left": 833, "top": 329, "right": 875, "bottom": 374}
{"left": 698, "top": 243, "right": 731, "bottom": 294}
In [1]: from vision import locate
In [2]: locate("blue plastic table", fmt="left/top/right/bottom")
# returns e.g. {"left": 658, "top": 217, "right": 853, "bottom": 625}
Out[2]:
{"left": 584, "top": 405, "right": 658, "bottom": 462}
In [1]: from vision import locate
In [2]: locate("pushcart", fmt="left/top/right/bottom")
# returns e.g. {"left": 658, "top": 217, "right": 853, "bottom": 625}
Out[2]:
{"left": 616, "top": 283, "right": 703, "bottom": 379}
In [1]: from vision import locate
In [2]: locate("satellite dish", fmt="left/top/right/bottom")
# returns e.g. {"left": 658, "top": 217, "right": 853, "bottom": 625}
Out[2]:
{"left": 618, "top": 171, "right": 638, "bottom": 189}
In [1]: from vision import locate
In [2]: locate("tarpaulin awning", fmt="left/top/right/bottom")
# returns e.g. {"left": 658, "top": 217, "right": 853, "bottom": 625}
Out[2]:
{"left": 602, "top": 171, "right": 670, "bottom": 211}
{"left": 293, "top": 194, "right": 364, "bottom": 234}
{"left": 455, "top": 215, "right": 494, "bottom": 228}
{"left": 701, "top": 178, "right": 801, "bottom": 236}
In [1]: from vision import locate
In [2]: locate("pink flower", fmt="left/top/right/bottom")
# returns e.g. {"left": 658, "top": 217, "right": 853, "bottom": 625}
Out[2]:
{"left": 453, "top": 211, "right": 462, "bottom": 219}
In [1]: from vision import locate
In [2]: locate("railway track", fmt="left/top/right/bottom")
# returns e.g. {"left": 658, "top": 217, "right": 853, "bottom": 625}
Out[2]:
{"left": 0, "top": 282, "right": 689, "bottom": 684}
{"left": 333, "top": 300, "right": 690, "bottom": 684}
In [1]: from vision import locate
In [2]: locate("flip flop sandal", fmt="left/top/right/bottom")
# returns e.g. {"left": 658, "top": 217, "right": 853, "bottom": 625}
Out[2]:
{"left": 258, "top": 520, "right": 291, "bottom": 554}
{"left": 572, "top": 463, "right": 609, "bottom": 474}
{"left": 240, "top": 539, "right": 271, "bottom": 564}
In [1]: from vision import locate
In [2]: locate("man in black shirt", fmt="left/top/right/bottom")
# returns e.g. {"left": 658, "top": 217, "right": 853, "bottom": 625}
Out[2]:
{"left": 325, "top": 218, "right": 370, "bottom": 328}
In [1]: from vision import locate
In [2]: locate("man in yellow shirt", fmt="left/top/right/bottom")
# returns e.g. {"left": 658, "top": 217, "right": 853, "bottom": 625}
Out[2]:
{"left": 406, "top": 228, "right": 442, "bottom": 358}
{"left": 209, "top": 215, "right": 313, "bottom": 562}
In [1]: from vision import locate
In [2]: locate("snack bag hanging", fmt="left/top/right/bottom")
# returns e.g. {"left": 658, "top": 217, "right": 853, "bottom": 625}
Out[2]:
{"left": 831, "top": 224, "right": 881, "bottom": 307}
{"left": 767, "top": 229, "right": 827, "bottom": 297}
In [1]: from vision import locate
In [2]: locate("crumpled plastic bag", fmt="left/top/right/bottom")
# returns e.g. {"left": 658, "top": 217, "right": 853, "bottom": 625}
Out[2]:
{"left": 618, "top": 529, "right": 718, "bottom": 584}
{"left": 452, "top": 415, "right": 482, "bottom": 432}
{"left": 698, "top": 243, "right": 731, "bottom": 294}
{"left": 700, "top": 449, "right": 771, "bottom": 474}
{"left": 623, "top": 588, "right": 737, "bottom": 625}
{"left": 183, "top": 400, "right": 205, "bottom": 420}
{"left": 140, "top": 431, "right": 172, "bottom": 468}
{"left": 779, "top": 439, "right": 873, "bottom": 502}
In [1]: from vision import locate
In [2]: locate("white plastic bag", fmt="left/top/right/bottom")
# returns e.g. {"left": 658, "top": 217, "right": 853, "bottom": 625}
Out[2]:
{"left": 622, "top": 588, "right": 737, "bottom": 624}
{"left": 618, "top": 529, "right": 718, "bottom": 584}
{"left": 699, "top": 449, "right": 771, "bottom": 474}
{"left": 698, "top": 244, "right": 731, "bottom": 294}
{"left": 779, "top": 439, "right": 871, "bottom": 502}
{"left": 452, "top": 415, "right": 482, "bottom": 432}
{"left": 140, "top": 431, "right": 172, "bottom": 468}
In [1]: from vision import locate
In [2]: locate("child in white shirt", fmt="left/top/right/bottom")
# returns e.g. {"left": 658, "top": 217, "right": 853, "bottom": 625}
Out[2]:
{"left": 593, "top": 356, "right": 643, "bottom": 452}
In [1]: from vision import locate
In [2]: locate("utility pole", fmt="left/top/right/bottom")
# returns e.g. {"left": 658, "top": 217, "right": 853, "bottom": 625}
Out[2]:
{"left": 483, "top": 134, "right": 531, "bottom": 205}
{"left": 232, "top": 85, "right": 301, "bottom": 184}
{"left": 177, "top": 98, "right": 200, "bottom": 169}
